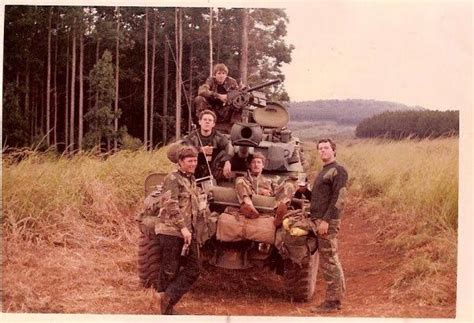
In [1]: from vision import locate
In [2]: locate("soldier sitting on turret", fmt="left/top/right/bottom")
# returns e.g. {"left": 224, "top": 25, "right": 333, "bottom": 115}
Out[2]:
{"left": 182, "top": 109, "right": 234, "bottom": 180}
{"left": 193, "top": 63, "right": 241, "bottom": 133}
{"left": 235, "top": 152, "right": 297, "bottom": 225}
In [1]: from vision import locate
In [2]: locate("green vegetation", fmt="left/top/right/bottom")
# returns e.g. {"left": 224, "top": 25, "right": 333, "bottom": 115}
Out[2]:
{"left": 2, "top": 148, "right": 173, "bottom": 240}
{"left": 355, "top": 110, "right": 459, "bottom": 139}
{"left": 332, "top": 137, "right": 458, "bottom": 304}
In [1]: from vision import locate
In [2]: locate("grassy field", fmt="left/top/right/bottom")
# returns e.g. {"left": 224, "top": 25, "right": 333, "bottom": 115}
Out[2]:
{"left": 305, "top": 137, "right": 458, "bottom": 305}
{"left": 2, "top": 137, "right": 458, "bottom": 311}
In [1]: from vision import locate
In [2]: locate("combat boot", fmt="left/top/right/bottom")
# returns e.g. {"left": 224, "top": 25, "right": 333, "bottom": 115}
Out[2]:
{"left": 240, "top": 203, "right": 259, "bottom": 219}
{"left": 157, "top": 292, "right": 171, "bottom": 314}
{"left": 274, "top": 202, "right": 288, "bottom": 227}
{"left": 310, "top": 300, "right": 341, "bottom": 313}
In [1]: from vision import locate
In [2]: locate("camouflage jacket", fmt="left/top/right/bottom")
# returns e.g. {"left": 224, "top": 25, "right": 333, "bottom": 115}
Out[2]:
{"left": 155, "top": 170, "right": 200, "bottom": 238}
{"left": 198, "top": 76, "right": 239, "bottom": 99}
{"left": 310, "top": 161, "right": 348, "bottom": 221}
{"left": 182, "top": 129, "right": 234, "bottom": 178}
{"left": 235, "top": 172, "right": 275, "bottom": 203}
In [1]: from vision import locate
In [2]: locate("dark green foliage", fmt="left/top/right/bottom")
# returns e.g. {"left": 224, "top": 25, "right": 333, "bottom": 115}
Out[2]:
{"left": 355, "top": 110, "right": 459, "bottom": 139}
{"left": 2, "top": 82, "right": 30, "bottom": 147}
{"left": 84, "top": 50, "right": 116, "bottom": 149}
{"left": 2, "top": 6, "right": 293, "bottom": 150}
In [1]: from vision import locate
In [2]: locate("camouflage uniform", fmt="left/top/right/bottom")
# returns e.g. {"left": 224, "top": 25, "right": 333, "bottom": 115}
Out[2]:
{"left": 182, "top": 129, "right": 234, "bottom": 180}
{"left": 235, "top": 172, "right": 297, "bottom": 206}
{"left": 194, "top": 76, "right": 240, "bottom": 133}
{"left": 155, "top": 170, "right": 200, "bottom": 312}
{"left": 310, "top": 161, "right": 348, "bottom": 303}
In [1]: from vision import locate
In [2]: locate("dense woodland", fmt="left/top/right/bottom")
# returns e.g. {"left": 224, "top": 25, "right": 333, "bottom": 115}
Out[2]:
{"left": 355, "top": 110, "right": 459, "bottom": 139}
{"left": 2, "top": 6, "right": 294, "bottom": 151}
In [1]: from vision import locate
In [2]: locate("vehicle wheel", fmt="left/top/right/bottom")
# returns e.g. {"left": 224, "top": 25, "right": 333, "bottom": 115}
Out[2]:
{"left": 137, "top": 229, "right": 160, "bottom": 289}
{"left": 283, "top": 251, "right": 319, "bottom": 302}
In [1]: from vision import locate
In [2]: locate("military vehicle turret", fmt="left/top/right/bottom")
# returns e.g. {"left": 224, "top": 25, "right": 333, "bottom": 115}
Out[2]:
{"left": 137, "top": 80, "right": 319, "bottom": 302}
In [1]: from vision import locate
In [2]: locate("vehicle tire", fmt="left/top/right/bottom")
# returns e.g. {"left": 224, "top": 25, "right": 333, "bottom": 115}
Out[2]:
{"left": 137, "top": 229, "right": 160, "bottom": 289}
{"left": 283, "top": 251, "right": 319, "bottom": 302}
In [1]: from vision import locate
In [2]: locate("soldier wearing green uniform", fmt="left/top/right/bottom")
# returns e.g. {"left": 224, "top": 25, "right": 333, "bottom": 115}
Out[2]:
{"left": 235, "top": 152, "right": 296, "bottom": 224}
{"left": 155, "top": 146, "right": 200, "bottom": 315}
{"left": 182, "top": 109, "right": 234, "bottom": 180}
{"left": 193, "top": 63, "right": 240, "bottom": 133}
{"left": 310, "top": 138, "right": 348, "bottom": 313}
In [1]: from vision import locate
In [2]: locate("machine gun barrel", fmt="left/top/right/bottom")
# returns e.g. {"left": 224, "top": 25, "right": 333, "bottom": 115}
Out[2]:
{"left": 246, "top": 79, "right": 281, "bottom": 93}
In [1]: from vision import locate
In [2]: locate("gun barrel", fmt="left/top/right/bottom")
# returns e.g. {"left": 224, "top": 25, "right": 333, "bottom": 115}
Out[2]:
{"left": 247, "top": 79, "right": 281, "bottom": 92}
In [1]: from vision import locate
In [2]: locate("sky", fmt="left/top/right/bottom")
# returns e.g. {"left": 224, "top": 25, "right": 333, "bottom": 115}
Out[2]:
{"left": 280, "top": 1, "right": 472, "bottom": 111}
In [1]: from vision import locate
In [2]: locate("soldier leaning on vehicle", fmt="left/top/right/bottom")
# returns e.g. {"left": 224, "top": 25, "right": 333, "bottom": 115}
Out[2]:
{"left": 182, "top": 109, "right": 234, "bottom": 180}
{"left": 193, "top": 63, "right": 241, "bottom": 133}
{"left": 154, "top": 146, "right": 200, "bottom": 315}
{"left": 310, "top": 138, "right": 348, "bottom": 313}
{"left": 234, "top": 152, "right": 297, "bottom": 226}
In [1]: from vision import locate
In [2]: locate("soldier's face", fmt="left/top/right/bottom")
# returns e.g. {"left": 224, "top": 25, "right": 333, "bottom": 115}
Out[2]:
{"left": 318, "top": 142, "right": 336, "bottom": 163}
{"left": 179, "top": 156, "right": 198, "bottom": 174}
{"left": 250, "top": 158, "right": 264, "bottom": 175}
{"left": 215, "top": 70, "right": 227, "bottom": 84}
{"left": 199, "top": 114, "right": 216, "bottom": 132}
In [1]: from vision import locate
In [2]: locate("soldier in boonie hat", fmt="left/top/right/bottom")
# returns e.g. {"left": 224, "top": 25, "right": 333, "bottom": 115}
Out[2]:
{"left": 177, "top": 146, "right": 198, "bottom": 160}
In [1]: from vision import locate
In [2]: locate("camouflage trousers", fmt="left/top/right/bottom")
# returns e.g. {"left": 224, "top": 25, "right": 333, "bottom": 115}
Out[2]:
{"left": 235, "top": 177, "right": 296, "bottom": 206}
{"left": 155, "top": 234, "right": 201, "bottom": 307}
{"left": 316, "top": 218, "right": 346, "bottom": 302}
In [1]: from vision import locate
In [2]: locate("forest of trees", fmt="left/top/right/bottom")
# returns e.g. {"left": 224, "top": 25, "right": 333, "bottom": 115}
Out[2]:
{"left": 2, "top": 6, "right": 294, "bottom": 151}
{"left": 288, "top": 99, "right": 425, "bottom": 125}
{"left": 355, "top": 110, "right": 459, "bottom": 139}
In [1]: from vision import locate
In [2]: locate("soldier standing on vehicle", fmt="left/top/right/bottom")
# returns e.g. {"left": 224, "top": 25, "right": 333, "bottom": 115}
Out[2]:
{"left": 310, "top": 138, "right": 348, "bottom": 313}
{"left": 155, "top": 146, "right": 200, "bottom": 315}
{"left": 193, "top": 63, "right": 241, "bottom": 133}
{"left": 182, "top": 109, "right": 234, "bottom": 180}
{"left": 235, "top": 152, "right": 296, "bottom": 224}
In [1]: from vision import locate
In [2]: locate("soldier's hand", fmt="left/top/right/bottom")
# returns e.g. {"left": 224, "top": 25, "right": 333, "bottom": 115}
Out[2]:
{"left": 223, "top": 161, "right": 232, "bottom": 178}
{"left": 181, "top": 227, "right": 192, "bottom": 245}
{"left": 218, "top": 94, "right": 227, "bottom": 103}
{"left": 317, "top": 220, "right": 329, "bottom": 236}
{"left": 202, "top": 145, "right": 214, "bottom": 156}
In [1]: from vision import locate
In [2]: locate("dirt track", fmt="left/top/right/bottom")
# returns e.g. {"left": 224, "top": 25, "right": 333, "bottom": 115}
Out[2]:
{"left": 154, "top": 194, "right": 456, "bottom": 317}
{"left": 2, "top": 192, "right": 456, "bottom": 318}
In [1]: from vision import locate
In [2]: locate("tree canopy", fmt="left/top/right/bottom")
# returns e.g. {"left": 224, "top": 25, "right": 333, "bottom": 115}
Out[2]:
{"left": 2, "top": 6, "right": 294, "bottom": 150}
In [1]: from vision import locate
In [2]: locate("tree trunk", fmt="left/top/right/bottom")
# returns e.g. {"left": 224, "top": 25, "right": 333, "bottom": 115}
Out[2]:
{"left": 46, "top": 7, "right": 52, "bottom": 147}
{"left": 209, "top": 7, "right": 213, "bottom": 77}
{"left": 143, "top": 8, "right": 149, "bottom": 149}
{"left": 25, "top": 62, "right": 31, "bottom": 141}
{"left": 175, "top": 8, "right": 182, "bottom": 140}
{"left": 240, "top": 8, "right": 249, "bottom": 86}
{"left": 216, "top": 8, "right": 221, "bottom": 64}
{"left": 40, "top": 81, "right": 44, "bottom": 136}
{"left": 69, "top": 20, "right": 76, "bottom": 152}
{"left": 33, "top": 86, "right": 37, "bottom": 137}
{"left": 188, "top": 43, "right": 194, "bottom": 131}
{"left": 78, "top": 31, "right": 84, "bottom": 151}
{"left": 95, "top": 37, "right": 100, "bottom": 148}
{"left": 162, "top": 35, "right": 169, "bottom": 145}
{"left": 150, "top": 9, "right": 157, "bottom": 149}
{"left": 53, "top": 12, "right": 59, "bottom": 148}
{"left": 114, "top": 7, "right": 120, "bottom": 151}
{"left": 65, "top": 30, "right": 70, "bottom": 150}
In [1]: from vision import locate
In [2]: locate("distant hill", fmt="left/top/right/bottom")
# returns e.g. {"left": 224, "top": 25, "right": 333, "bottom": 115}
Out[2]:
{"left": 287, "top": 99, "right": 425, "bottom": 125}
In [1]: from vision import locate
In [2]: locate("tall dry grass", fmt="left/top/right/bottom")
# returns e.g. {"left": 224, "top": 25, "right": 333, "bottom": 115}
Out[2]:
{"left": 309, "top": 137, "right": 458, "bottom": 305}
{"left": 3, "top": 148, "right": 173, "bottom": 241}
{"left": 2, "top": 138, "right": 458, "bottom": 312}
